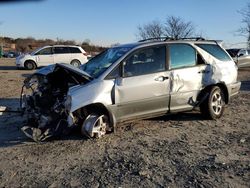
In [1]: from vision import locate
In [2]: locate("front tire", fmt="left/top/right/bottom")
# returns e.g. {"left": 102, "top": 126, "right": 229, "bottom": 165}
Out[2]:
{"left": 200, "top": 86, "right": 225, "bottom": 119}
{"left": 81, "top": 114, "right": 110, "bottom": 138}
{"left": 24, "top": 60, "right": 36, "bottom": 70}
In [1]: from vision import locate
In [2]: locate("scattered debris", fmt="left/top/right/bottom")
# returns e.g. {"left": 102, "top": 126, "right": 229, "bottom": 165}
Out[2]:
{"left": 240, "top": 138, "right": 246, "bottom": 143}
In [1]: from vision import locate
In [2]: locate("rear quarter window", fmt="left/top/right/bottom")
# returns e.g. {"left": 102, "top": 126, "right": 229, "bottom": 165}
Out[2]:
{"left": 196, "top": 44, "right": 231, "bottom": 61}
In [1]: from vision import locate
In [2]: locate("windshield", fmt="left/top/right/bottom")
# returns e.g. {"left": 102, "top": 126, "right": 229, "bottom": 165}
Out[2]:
{"left": 80, "top": 47, "right": 132, "bottom": 78}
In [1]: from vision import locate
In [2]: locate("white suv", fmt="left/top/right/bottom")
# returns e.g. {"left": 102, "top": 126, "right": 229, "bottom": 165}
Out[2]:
{"left": 16, "top": 45, "right": 88, "bottom": 70}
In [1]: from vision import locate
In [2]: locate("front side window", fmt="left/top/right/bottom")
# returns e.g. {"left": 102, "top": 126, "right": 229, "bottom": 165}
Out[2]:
{"left": 123, "top": 46, "right": 166, "bottom": 77}
{"left": 169, "top": 44, "right": 196, "bottom": 69}
{"left": 54, "top": 47, "right": 70, "bottom": 54}
{"left": 196, "top": 44, "right": 231, "bottom": 61}
{"left": 35, "top": 47, "right": 52, "bottom": 55}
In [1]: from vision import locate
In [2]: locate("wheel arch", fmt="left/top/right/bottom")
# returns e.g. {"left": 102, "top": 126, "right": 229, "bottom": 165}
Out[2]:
{"left": 70, "top": 59, "right": 81, "bottom": 64}
{"left": 73, "top": 102, "right": 115, "bottom": 130}
{"left": 198, "top": 83, "right": 229, "bottom": 104}
{"left": 24, "top": 59, "right": 37, "bottom": 68}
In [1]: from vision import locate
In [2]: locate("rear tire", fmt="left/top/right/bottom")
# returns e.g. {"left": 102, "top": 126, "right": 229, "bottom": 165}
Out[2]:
{"left": 24, "top": 60, "right": 36, "bottom": 70}
{"left": 70, "top": 60, "right": 81, "bottom": 68}
{"left": 200, "top": 86, "right": 225, "bottom": 119}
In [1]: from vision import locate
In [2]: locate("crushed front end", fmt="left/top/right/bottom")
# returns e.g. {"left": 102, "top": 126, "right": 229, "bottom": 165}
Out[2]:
{"left": 20, "top": 64, "right": 91, "bottom": 142}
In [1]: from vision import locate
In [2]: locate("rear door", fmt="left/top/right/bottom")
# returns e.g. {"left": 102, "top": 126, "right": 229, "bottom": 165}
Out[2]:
{"left": 35, "top": 47, "right": 54, "bottom": 66}
{"left": 168, "top": 43, "right": 207, "bottom": 112}
{"left": 53, "top": 47, "right": 71, "bottom": 64}
{"left": 112, "top": 45, "right": 171, "bottom": 122}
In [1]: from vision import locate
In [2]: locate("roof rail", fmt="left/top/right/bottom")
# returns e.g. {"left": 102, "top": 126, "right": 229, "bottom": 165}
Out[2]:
{"left": 138, "top": 37, "right": 223, "bottom": 44}
{"left": 179, "top": 37, "right": 205, "bottom": 41}
{"left": 138, "top": 37, "right": 174, "bottom": 42}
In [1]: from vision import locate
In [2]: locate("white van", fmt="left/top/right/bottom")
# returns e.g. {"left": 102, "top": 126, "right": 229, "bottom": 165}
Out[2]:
{"left": 16, "top": 45, "right": 88, "bottom": 69}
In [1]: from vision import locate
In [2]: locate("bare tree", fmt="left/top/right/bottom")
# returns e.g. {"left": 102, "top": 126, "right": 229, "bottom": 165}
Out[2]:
{"left": 238, "top": 3, "right": 250, "bottom": 47}
{"left": 136, "top": 20, "right": 164, "bottom": 40}
{"left": 136, "top": 16, "right": 197, "bottom": 40}
{"left": 164, "top": 16, "right": 196, "bottom": 39}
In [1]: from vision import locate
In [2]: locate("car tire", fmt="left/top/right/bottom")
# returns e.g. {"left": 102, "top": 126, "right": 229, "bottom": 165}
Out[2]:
{"left": 70, "top": 60, "right": 81, "bottom": 68}
{"left": 24, "top": 61, "right": 36, "bottom": 70}
{"left": 81, "top": 114, "right": 110, "bottom": 138}
{"left": 200, "top": 86, "right": 225, "bottom": 119}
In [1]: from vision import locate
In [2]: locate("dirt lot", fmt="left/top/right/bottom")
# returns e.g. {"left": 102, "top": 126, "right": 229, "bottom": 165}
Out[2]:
{"left": 0, "top": 58, "right": 249, "bottom": 188}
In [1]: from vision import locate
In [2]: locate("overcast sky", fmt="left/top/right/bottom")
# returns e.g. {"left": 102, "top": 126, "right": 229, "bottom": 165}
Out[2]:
{"left": 0, "top": 0, "right": 249, "bottom": 47}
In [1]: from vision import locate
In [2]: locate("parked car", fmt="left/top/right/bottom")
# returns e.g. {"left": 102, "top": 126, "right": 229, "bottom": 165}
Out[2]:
{"left": 16, "top": 45, "right": 88, "bottom": 70}
{"left": 226, "top": 48, "right": 240, "bottom": 58}
{"left": 3, "top": 51, "right": 19, "bottom": 58}
{"left": 233, "top": 48, "right": 250, "bottom": 68}
{"left": 21, "top": 38, "right": 241, "bottom": 141}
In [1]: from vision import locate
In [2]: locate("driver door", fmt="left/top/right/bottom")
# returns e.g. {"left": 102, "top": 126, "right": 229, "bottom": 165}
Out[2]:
{"left": 113, "top": 45, "right": 171, "bottom": 122}
{"left": 35, "top": 47, "right": 54, "bottom": 66}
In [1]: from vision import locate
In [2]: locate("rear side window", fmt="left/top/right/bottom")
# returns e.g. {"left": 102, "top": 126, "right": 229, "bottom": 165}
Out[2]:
{"left": 69, "top": 47, "right": 81, "bottom": 53}
{"left": 196, "top": 44, "right": 231, "bottom": 61}
{"left": 54, "top": 47, "right": 70, "bottom": 54}
{"left": 169, "top": 44, "right": 196, "bottom": 69}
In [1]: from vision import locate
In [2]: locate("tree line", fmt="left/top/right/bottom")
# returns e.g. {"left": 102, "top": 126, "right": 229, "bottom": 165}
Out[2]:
{"left": 0, "top": 37, "right": 107, "bottom": 54}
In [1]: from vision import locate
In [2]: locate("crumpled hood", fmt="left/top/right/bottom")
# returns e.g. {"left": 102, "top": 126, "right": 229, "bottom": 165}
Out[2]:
{"left": 35, "top": 63, "right": 93, "bottom": 81}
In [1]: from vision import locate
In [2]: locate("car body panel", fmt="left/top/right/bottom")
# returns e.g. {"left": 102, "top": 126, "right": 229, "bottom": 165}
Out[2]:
{"left": 169, "top": 65, "right": 207, "bottom": 112}
{"left": 111, "top": 71, "right": 170, "bottom": 122}
{"left": 36, "top": 54, "right": 54, "bottom": 66}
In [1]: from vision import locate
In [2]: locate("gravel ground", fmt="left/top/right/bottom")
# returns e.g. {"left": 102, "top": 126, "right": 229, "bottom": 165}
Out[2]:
{"left": 0, "top": 59, "right": 249, "bottom": 188}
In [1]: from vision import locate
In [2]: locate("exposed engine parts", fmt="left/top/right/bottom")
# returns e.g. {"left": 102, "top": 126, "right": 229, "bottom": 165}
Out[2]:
{"left": 20, "top": 64, "right": 107, "bottom": 142}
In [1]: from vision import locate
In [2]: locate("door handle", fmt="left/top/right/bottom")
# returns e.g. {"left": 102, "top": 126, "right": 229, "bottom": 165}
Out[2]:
{"left": 155, "top": 76, "right": 169, "bottom": 82}
{"left": 198, "top": 70, "right": 210, "bottom": 74}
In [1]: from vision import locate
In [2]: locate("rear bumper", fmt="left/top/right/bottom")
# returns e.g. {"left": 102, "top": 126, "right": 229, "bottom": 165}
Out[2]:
{"left": 227, "top": 81, "right": 241, "bottom": 100}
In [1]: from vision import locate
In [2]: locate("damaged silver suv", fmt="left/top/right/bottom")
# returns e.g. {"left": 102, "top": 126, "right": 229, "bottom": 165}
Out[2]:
{"left": 21, "top": 37, "right": 241, "bottom": 141}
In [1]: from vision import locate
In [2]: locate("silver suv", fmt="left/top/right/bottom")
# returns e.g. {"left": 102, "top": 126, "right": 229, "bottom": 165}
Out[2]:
{"left": 21, "top": 38, "right": 241, "bottom": 141}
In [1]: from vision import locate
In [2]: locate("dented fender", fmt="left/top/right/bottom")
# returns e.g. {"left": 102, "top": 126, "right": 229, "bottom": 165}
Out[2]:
{"left": 68, "top": 79, "right": 115, "bottom": 113}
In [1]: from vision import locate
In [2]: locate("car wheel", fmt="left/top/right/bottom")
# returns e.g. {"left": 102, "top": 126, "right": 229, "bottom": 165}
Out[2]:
{"left": 24, "top": 61, "right": 36, "bottom": 70}
{"left": 81, "top": 114, "right": 110, "bottom": 138}
{"left": 70, "top": 60, "right": 80, "bottom": 68}
{"left": 200, "top": 86, "right": 225, "bottom": 119}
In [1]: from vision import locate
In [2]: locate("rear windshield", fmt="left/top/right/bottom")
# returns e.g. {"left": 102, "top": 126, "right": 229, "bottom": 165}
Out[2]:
{"left": 196, "top": 44, "right": 232, "bottom": 61}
